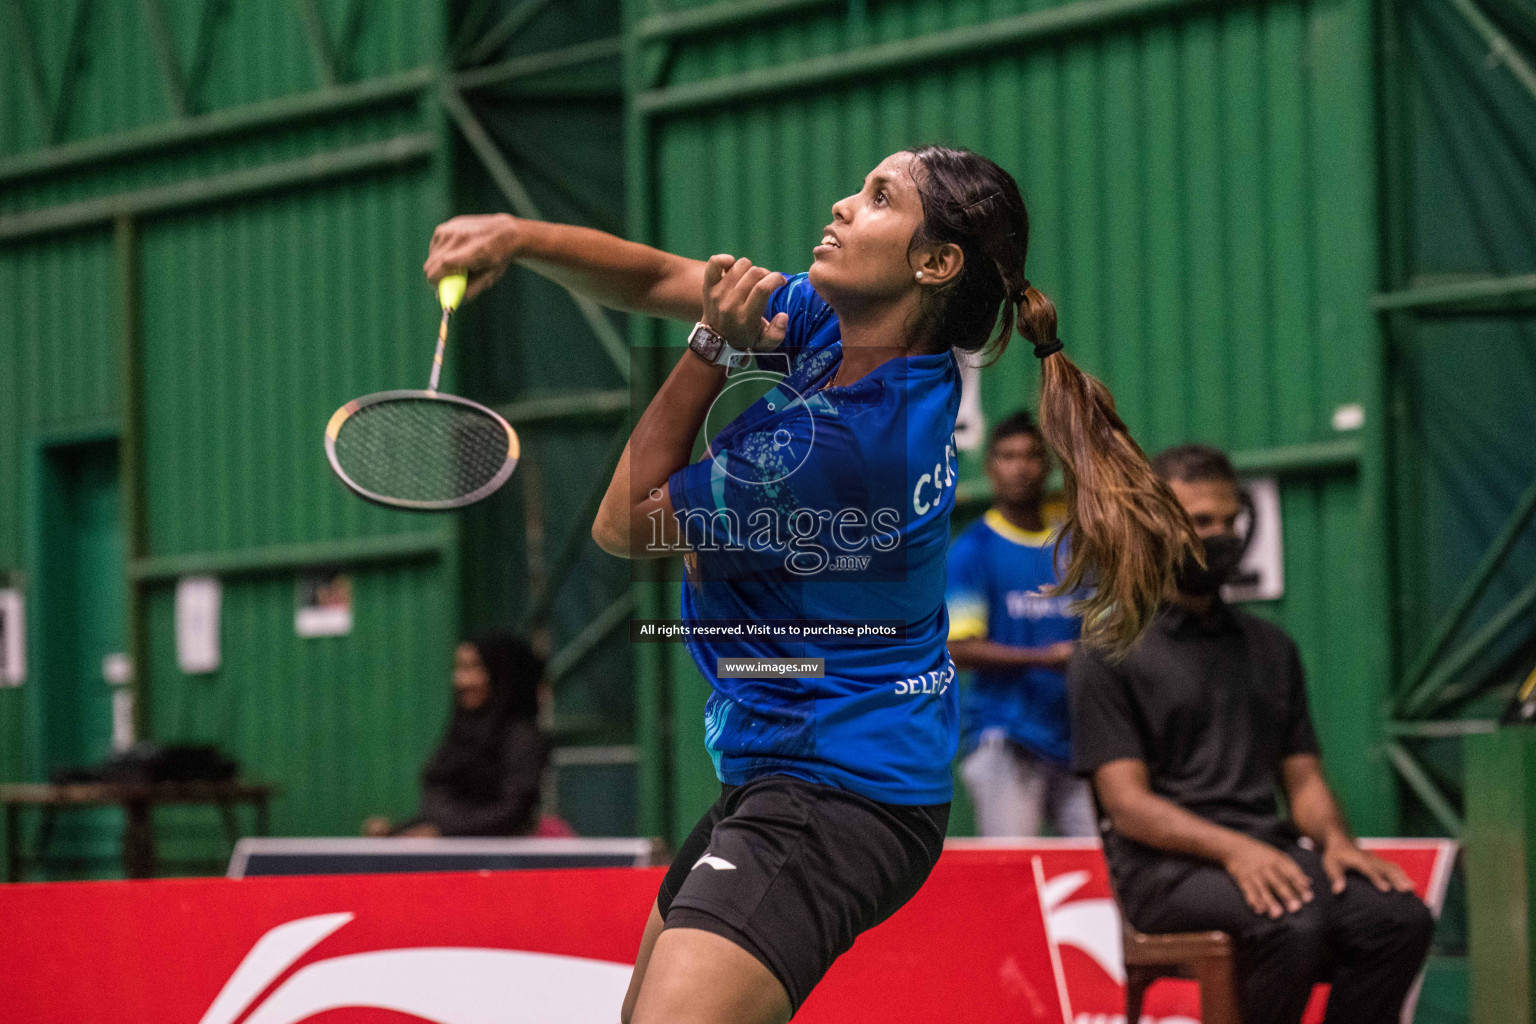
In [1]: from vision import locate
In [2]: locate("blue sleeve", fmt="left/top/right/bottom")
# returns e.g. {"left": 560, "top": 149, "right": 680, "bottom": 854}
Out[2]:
{"left": 759, "top": 272, "right": 834, "bottom": 366}
{"left": 946, "top": 530, "right": 990, "bottom": 641}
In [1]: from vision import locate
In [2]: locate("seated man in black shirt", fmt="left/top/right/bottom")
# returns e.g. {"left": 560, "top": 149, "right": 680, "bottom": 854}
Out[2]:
{"left": 1068, "top": 444, "right": 1433, "bottom": 1024}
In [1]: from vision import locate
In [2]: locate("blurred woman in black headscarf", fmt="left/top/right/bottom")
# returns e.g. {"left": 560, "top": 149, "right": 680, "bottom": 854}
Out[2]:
{"left": 364, "top": 633, "right": 550, "bottom": 837}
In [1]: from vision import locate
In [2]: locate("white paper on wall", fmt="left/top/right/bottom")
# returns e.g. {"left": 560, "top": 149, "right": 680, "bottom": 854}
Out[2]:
{"left": 0, "top": 589, "right": 25, "bottom": 686}
{"left": 177, "top": 576, "right": 223, "bottom": 674}
{"left": 112, "top": 688, "right": 135, "bottom": 753}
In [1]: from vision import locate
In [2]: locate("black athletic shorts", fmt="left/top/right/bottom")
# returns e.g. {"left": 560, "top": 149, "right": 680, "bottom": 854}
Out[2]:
{"left": 655, "top": 774, "right": 949, "bottom": 1012}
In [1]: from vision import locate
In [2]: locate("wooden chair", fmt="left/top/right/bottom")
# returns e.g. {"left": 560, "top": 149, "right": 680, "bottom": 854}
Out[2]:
{"left": 1122, "top": 922, "right": 1242, "bottom": 1024}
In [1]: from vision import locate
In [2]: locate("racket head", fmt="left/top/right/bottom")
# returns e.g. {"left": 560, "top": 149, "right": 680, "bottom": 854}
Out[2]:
{"left": 324, "top": 390, "right": 520, "bottom": 511}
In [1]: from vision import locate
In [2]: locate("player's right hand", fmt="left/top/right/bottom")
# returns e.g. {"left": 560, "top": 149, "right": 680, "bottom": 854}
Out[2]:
{"left": 1223, "top": 836, "right": 1314, "bottom": 918}
{"left": 425, "top": 213, "right": 521, "bottom": 301}
{"left": 703, "top": 254, "right": 789, "bottom": 351}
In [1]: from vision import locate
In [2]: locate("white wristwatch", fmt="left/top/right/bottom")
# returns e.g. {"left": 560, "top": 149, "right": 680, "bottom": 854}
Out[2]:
{"left": 687, "top": 321, "right": 752, "bottom": 369}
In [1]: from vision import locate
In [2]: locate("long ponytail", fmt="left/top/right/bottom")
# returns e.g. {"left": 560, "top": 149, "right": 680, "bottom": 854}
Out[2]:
{"left": 1017, "top": 285, "right": 1200, "bottom": 654}
{"left": 907, "top": 144, "right": 1200, "bottom": 654}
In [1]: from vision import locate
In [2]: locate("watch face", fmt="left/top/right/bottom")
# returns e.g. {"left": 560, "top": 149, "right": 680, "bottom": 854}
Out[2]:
{"left": 690, "top": 324, "right": 725, "bottom": 361}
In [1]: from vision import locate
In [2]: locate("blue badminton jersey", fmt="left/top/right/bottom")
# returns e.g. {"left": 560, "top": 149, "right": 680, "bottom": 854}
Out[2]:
{"left": 667, "top": 273, "right": 960, "bottom": 804}
{"left": 947, "top": 511, "right": 1081, "bottom": 767}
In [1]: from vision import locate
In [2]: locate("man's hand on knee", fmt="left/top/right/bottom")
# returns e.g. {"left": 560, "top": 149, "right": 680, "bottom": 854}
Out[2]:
{"left": 1321, "top": 839, "right": 1416, "bottom": 895}
{"left": 1222, "top": 836, "right": 1314, "bottom": 918}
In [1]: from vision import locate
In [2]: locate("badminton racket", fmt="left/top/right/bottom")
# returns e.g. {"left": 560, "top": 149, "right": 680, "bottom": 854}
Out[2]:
{"left": 324, "top": 274, "right": 519, "bottom": 511}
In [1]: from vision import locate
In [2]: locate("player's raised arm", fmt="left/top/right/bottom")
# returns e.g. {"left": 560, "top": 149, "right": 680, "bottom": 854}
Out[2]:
{"left": 423, "top": 213, "right": 707, "bottom": 319}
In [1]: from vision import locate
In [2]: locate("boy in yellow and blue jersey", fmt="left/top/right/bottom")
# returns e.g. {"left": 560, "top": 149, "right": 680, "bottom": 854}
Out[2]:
{"left": 948, "top": 411, "right": 1094, "bottom": 836}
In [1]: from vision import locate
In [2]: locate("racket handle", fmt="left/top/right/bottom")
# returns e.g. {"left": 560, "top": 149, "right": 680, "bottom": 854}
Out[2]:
{"left": 438, "top": 273, "right": 468, "bottom": 312}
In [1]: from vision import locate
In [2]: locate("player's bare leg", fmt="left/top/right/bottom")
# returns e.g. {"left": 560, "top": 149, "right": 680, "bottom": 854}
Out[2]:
{"left": 629, "top": 926, "right": 792, "bottom": 1024}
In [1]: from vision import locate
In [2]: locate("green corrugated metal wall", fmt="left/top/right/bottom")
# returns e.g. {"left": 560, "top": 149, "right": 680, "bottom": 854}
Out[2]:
{"left": 1, "top": 0, "right": 636, "bottom": 873}
{"left": 0, "top": 231, "right": 119, "bottom": 791}
{"left": 0, "top": 0, "right": 452, "bottom": 875}
{"left": 626, "top": 0, "right": 1395, "bottom": 841}
{"left": 1393, "top": 0, "right": 1536, "bottom": 671}
{"left": 1381, "top": 0, "right": 1536, "bottom": 922}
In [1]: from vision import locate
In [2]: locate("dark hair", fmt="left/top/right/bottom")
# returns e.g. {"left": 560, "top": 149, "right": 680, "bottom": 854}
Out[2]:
{"left": 986, "top": 409, "right": 1044, "bottom": 455}
{"left": 422, "top": 633, "right": 544, "bottom": 792}
{"left": 906, "top": 145, "right": 1199, "bottom": 654}
{"left": 1151, "top": 443, "right": 1238, "bottom": 486}
{"left": 468, "top": 632, "right": 545, "bottom": 722}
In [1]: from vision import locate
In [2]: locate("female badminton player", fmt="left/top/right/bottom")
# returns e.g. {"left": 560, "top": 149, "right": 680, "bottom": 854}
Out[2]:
{"left": 425, "top": 145, "right": 1196, "bottom": 1024}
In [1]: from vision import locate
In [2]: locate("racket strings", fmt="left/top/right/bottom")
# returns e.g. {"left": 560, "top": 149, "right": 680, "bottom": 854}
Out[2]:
{"left": 332, "top": 397, "right": 511, "bottom": 503}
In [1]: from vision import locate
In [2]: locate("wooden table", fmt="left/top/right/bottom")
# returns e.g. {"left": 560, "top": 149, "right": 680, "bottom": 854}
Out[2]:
{"left": 0, "top": 781, "right": 277, "bottom": 881}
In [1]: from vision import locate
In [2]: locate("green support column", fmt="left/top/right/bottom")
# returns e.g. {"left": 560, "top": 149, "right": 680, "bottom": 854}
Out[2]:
{"left": 115, "top": 216, "right": 149, "bottom": 741}
{"left": 1466, "top": 729, "right": 1536, "bottom": 1022}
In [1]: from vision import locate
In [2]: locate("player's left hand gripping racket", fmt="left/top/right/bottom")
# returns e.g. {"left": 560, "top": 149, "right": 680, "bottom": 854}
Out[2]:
{"left": 325, "top": 274, "right": 519, "bottom": 510}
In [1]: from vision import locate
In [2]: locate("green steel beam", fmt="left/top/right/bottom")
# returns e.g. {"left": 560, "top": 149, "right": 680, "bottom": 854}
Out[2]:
{"left": 520, "top": 424, "right": 630, "bottom": 634}
{"left": 1405, "top": 575, "right": 1536, "bottom": 718}
{"left": 139, "top": 0, "right": 189, "bottom": 118}
{"left": 0, "top": 133, "right": 435, "bottom": 242}
{"left": 460, "top": 0, "right": 559, "bottom": 68}
{"left": 1353, "top": 0, "right": 1398, "bottom": 837}
{"left": 0, "top": 66, "right": 434, "bottom": 187}
{"left": 1398, "top": 474, "right": 1536, "bottom": 710}
{"left": 1377, "top": 0, "right": 1418, "bottom": 765}
{"left": 454, "top": 37, "right": 625, "bottom": 92}
{"left": 1448, "top": 0, "right": 1536, "bottom": 103}
{"left": 5, "top": 0, "right": 52, "bottom": 147}
{"left": 292, "top": 0, "right": 339, "bottom": 86}
{"left": 438, "top": 85, "right": 631, "bottom": 381}
{"left": 1466, "top": 730, "right": 1536, "bottom": 1020}
{"left": 116, "top": 216, "right": 150, "bottom": 741}
{"left": 954, "top": 438, "right": 1359, "bottom": 511}
{"left": 1385, "top": 740, "right": 1465, "bottom": 837}
{"left": 129, "top": 531, "right": 449, "bottom": 583}
{"left": 1373, "top": 272, "right": 1536, "bottom": 311}
{"left": 1228, "top": 437, "right": 1363, "bottom": 476}
{"left": 1387, "top": 719, "right": 1499, "bottom": 738}
{"left": 625, "top": 10, "right": 673, "bottom": 841}
{"left": 633, "top": 0, "right": 837, "bottom": 42}
{"left": 635, "top": 0, "right": 1234, "bottom": 115}
{"left": 494, "top": 389, "right": 629, "bottom": 427}
{"left": 546, "top": 592, "right": 635, "bottom": 684}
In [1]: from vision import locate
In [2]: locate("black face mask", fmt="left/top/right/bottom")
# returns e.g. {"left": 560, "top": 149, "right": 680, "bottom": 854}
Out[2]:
{"left": 1175, "top": 534, "right": 1247, "bottom": 596}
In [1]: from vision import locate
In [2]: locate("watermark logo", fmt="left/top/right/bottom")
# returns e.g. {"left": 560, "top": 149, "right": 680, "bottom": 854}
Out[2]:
{"left": 700, "top": 356, "right": 817, "bottom": 487}
{"left": 648, "top": 503, "right": 903, "bottom": 577}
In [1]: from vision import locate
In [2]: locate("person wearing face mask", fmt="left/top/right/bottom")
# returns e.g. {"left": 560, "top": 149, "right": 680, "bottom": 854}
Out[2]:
{"left": 1067, "top": 444, "right": 1434, "bottom": 1024}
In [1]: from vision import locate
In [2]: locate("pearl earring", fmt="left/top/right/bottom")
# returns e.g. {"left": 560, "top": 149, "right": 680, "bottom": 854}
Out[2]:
{"left": 915, "top": 271, "right": 924, "bottom": 281}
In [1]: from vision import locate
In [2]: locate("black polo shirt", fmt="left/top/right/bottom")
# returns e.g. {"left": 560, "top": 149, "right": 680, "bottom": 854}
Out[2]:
{"left": 1068, "top": 599, "right": 1320, "bottom": 914}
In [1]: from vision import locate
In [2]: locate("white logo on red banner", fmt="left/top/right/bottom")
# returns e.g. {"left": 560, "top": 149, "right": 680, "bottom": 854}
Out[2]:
{"left": 198, "top": 912, "right": 631, "bottom": 1024}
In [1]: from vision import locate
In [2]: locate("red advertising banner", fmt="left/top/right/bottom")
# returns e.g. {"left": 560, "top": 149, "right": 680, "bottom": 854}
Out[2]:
{"left": 0, "top": 840, "right": 1453, "bottom": 1024}
{"left": 941, "top": 839, "right": 1457, "bottom": 1024}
